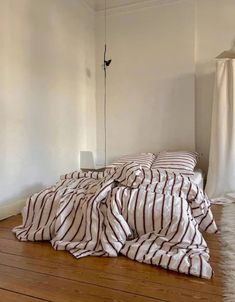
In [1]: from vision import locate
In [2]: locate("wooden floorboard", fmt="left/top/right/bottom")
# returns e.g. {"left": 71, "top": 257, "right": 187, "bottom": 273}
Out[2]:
{"left": 0, "top": 289, "right": 50, "bottom": 302}
{"left": 0, "top": 206, "right": 223, "bottom": 302}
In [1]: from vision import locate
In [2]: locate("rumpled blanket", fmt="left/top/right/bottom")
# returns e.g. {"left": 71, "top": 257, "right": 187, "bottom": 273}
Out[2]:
{"left": 13, "top": 162, "right": 217, "bottom": 279}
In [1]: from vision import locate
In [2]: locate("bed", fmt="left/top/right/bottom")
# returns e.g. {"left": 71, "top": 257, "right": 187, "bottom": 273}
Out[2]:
{"left": 13, "top": 151, "right": 216, "bottom": 280}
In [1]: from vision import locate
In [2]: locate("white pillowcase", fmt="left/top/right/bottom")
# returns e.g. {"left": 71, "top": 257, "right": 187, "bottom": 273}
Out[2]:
{"left": 151, "top": 151, "right": 198, "bottom": 175}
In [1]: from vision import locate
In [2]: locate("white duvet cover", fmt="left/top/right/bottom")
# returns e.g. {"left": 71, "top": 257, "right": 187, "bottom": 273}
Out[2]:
{"left": 13, "top": 162, "right": 217, "bottom": 279}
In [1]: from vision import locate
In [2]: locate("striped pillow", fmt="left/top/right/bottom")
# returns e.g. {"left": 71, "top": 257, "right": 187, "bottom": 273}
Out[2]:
{"left": 151, "top": 151, "right": 198, "bottom": 175}
{"left": 107, "top": 153, "right": 156, "bottom": 169}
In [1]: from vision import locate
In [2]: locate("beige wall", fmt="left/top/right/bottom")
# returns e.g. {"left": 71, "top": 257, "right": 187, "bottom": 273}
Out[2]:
{"left": 1, "top": 0, "right": 235, "bottom": 216}
{"left": 95, "top": 0, "right": 195, "bottom": 166}
{"left": 0, "top": 0, "right": 96, "bottom": 213}
{"left": 95, "top": 0, "right": 235, "bottom": 170}
{"left": 195, "top": 0, "right": 235, "bottom": 170}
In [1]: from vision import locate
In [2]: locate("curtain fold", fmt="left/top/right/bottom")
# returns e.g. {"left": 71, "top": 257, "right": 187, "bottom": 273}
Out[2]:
{"left": 206, "top": 59, "right": 235, "bottom": 202}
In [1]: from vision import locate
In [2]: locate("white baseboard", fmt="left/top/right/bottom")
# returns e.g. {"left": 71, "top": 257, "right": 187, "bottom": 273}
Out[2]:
{"left": 0, "top": 199, "right": 25, "bottom": 221}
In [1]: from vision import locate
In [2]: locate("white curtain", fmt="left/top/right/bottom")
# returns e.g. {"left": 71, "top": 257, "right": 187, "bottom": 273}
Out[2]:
{"left": 206, "top": 58, "right": 235, "bottom": 202}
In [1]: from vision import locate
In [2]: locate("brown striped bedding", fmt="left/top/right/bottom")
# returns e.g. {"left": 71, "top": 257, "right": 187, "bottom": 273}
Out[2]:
{"left": 13, "top": 162, "right": 217, "bottom": 279}
{"left": 107, "top": 152, "right": 156, "bottom": 169}
{"left": 151, "top": 151, "right": 198, "bottom": 175}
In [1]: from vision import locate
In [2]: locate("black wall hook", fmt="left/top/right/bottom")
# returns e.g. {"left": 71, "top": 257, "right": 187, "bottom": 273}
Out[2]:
{"left": 104, "top": 59, "right": 112, "bottom": 67}
{"left": 104, "top": 44, "right": 112, "bottom": 71}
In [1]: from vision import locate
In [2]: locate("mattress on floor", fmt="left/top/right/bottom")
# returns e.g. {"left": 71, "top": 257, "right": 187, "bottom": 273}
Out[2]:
{"left": 189, "top": 169, "right": 205, "bottom": 190}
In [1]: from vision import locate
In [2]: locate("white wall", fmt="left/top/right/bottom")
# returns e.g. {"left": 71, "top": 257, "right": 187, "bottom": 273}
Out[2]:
{"left": 95, "top": 0, "right": 195, "bottom": 165}
{"left": 195, "top": 0, "right": 235, "bottom": 170}
{"left": 0, "top": 0, "right": 96, "bottom": 218}
{"left": 1, "top": 0, "right": 234, "bottom": 218}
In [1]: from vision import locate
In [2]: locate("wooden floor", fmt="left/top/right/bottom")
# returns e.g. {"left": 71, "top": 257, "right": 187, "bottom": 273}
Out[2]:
{"left": 0, "top": 206, "right": 223, "bottom": 302}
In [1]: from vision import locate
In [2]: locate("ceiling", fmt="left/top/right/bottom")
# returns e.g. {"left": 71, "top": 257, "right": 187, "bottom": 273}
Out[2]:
{"left": 85, "top": 0, "right": 151, "bottom": 11}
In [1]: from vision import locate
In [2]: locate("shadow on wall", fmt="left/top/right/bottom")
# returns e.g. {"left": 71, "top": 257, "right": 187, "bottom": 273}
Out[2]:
{"left": 3, "top": 183, "right": 44, "bottom": 206}
{"left": 0, "top": 0, "right": 93, "bottom": 208}
{"left": 145, "top": 73, "right": 195, "bottom": 153}
{"left": 0, "top": 183, "right": 44, "bottom": 220}
{"left": 25, "top": 0, "right": 82, "bottom": 176}
{"left": 112, "top": 73, "right": 196, "bottom": 158}
{"left": 195, "top": 61, "right": 216, "bottom": 172}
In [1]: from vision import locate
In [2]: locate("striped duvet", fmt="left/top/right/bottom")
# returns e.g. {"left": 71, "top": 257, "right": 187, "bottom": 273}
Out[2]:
{"left": 13, "top": 162, "right": 217, "bottom": 279}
